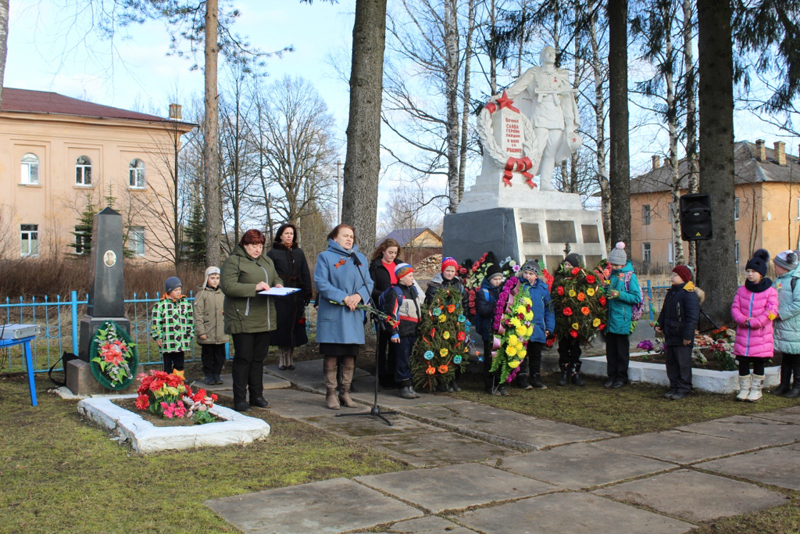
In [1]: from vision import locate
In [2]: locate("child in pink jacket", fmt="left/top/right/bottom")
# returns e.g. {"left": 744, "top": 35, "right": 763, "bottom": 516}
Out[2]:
{"left": 731, "top": 249, "right": 778, "bottom": 402}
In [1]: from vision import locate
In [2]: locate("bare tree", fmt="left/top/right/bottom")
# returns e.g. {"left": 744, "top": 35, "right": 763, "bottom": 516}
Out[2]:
{"left": 0, "top": 0, "right": 7, "bottom": 108}
{"left": 608, "top": 0, "right": 631, "bottom": 247}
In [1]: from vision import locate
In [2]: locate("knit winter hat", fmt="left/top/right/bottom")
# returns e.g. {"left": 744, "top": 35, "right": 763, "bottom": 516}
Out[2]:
{"left": 522, "top": 260, "right": 540, "bottom": 275}
{"left": 607, "top": 242, "right": 627, "bottom": 265}
{"left": 774, "top": 250, "right": 799, "bottom": 271}
{"left": 165, "top": 276, "right": 182, "bottom": 294}
{"left": 203, "top": 266, "right": 221, "bottom": 289}
{"left": 745, "top": 249, "right": 770, "bottom": 277}
{"left": 441, "top": 257, "right": 459, "bottom": 273}
{"left": 672, "top": 265, "right": 693, "bottom": 283}
{"left": 564, "top": 253, "right": 582, "bottom": 269}
{"left": 486, "top": 263, "right": 504, "bottom": 281}
{"left": 395, "top": 263, "right": 414, "bottom": 280}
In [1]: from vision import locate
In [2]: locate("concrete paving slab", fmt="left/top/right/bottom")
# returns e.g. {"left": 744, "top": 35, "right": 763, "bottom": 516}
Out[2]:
{"left": 205, "top": 477, "right": 422, "bottom": 534}
{"left": 496, "top": 442, "right": 675, "bottom": 489}
{"left": 676, "top": 415, "right": 800, "bottom": 447}
{"left": 402, "top": 402, "right": 616, "bottom": 450}
{"left": 199, "top": 373, "right": 291, "bottom": 392}
{"left": 303, "top": 413, "right": 445, "bottom": 439}
{"left": 382, "top": 516, "right": 479, "bottom": 533}
{"left": 454, "top": 492, "right": 695, "bottom": 534}
{"left": 751, "top": 409, "right": 800, "bottom": 425}
{"left": 594, "top": 430, "right": 758, "bottom": 464}
{"left": 356, "top": 462, "right": 555, "bottom": 513}
{"left": 594, "top": 469, "right": 788, "bottom": 523}
{"left": 351, "top": 388, "right": 470, "bottom": 408}
{"left": 266, "top": 359, "right": 369, "bottom": 387}
{"left": 359, "top": 430, "right": 520, "bottom": 468}
{"left": 696, "top": 444, "right": 800, "bottom": 491}
{"left": 250, "top": 388, "right": 344, "bottom": 419}
{"left": 780, "top": 405, "right": 800, "bottom": 414}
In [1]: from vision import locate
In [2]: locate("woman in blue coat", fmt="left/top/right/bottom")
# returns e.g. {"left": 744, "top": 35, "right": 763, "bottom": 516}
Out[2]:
{"left": 314, "top": 224, "right": 374, "bottom": 410}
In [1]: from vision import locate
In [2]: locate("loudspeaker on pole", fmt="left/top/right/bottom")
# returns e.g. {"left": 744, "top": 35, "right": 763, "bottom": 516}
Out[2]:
{"left": 680, "top": 193, "right": 713, "bottom": 241}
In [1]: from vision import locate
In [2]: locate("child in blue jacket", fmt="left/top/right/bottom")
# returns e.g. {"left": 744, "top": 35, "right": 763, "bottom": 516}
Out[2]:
{"left": 476, "top": 263, "right": 505, "bottom": 395}
{"left": 518, "top": 260, "right": 555, "bottom": 389}
{"left": 605, "top": 242, "right": 641, "bottom": 389}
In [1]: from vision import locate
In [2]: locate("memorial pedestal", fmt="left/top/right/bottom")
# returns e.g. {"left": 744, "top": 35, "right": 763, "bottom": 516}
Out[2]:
{"left": 79, "top": 316, "right": 131, "bottom": 361}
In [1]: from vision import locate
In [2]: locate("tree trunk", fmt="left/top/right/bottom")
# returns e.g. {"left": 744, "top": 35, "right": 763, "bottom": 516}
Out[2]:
{"left": 607, "top": 0, "right": 631, "bottom": 247}
{"left": 204, "top": 0, "right": 222, "bottom": 267}
{"left": 664, "top": 4, "right": 684, "bottom": 265}
{"left": 457, "top": 0, "right": 475, "bottom": 205}
{"left": 696, "top": 0, "right": 737, "bottom": 323}
{"left": 342, "top": 0, "right": 387, "bottom": 256}
{"left": 0, "top": 0, "right": 7, "bottom": 108}
{"left": 683, "top": 0, "right": 699, "bottom": 270}
{"left": 445, "top": 0, "right": 460, "bottom": 214}
{"left": 589, "top": 6, "right": 611, "bottom": 249}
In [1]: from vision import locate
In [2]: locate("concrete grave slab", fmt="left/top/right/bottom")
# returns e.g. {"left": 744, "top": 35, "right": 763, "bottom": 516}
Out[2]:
{"left": 496, "top": 442, "right": 675, "bottom": 489}
{"left": 205, "top": 478, "right": 422, "bottom": 534}
{"left": 696, "top": 444, "right": 800, "bottom": 491}
{"left": 676, "top": 415, "right": 800, "bottom": 447}
{"left": 595, "top": 430, "right": 758, "bottom": 464}
{"left": 454, "top": 492, "right": 695, "bottom": 534}
{"left": 594, "top": 469, "right": 787, "bottom": 523}
{"left": 402, "top": 402, "right": 616, "bottom": 450}
{"left": 266, "top": 359, "right": 369, "bottom": 388}
{"left": 200, "top": 373, "right": 291, "bottom": 392}
{"left": 356, "top": 462, "right": 555, "bottom": 513}
{"left": 360, "top": 430, "right": 520, "bottom": 468}
{"left": 383, "top": 516, "right": 479, "bottom": 533}
{"left": 249, "top": 388, "right": 340, "bottom": 419}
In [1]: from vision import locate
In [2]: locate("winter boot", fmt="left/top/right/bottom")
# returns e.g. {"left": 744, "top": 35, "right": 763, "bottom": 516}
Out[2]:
{"left": 735, "top": 374, "right": 751, "bottom": 402}
{"left": 324, "top": 362, "right": 340, "bottom": 410}
{"left": 747, "top": 374, "right": 765, "bottom": 402}
{"left": 451, "top": 379, "right": 462, "bottom": 392}
{"left": 785, "top": 360, "right": 800, "bottom": 399}
{"left": 772, "top": 354, "right": 793, "bottom": 395}
{"left": 399, "top": 385, "right": 420, "bottom": 399}
{"left": 571, "top": 361, "right": 585, "bottom": 386}
{"left": 530, "top": 373, "right": 547, "bottom": 389}
{"left": 557, "top": 363, "right": 570, "bottom": 386}
{"left": 517, "top": 374, "right": 533, "bottom": 390}
{"left": 338, "top": 364, "right": 358, "bottom": 408}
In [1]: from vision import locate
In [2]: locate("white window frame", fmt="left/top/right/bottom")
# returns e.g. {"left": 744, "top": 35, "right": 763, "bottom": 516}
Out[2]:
{"left": 21, "top": 224, "right": 39, "bottom": 257}
{"left": 642, "top": 204, "right": 651, "bottom": 226}
{"left": 734, "top": 240, "right": 740, "bottom": 264}
{"left": 129, "top": 159, "right": 146, "bottom": 189}
{"left": 75, "top": 226, "right": 88, "bottom": 255}
{"left": 643, "top": 242, "right": 652, "bottom": 263}
{"left": 668, "top": 242, "right": 675, "bottom": 264}
{"left": 734, "top": 197, "right": 740, "bottom": 221}
{"left": 796, "top": 198, "right": 800, "bottom": 220}
{"left": 75, "top": 156, "right": 92, "bottom": 186}
{"left": 129, "top": 226, "right": 145, "bottom": 257}
{"left": 21, "top": 153, "right": 40, "bottom": 185}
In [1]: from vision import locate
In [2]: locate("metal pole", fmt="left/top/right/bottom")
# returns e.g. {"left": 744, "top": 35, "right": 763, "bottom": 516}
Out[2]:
{"left": 71, "top": 290, "right": 79, "bottom": 355}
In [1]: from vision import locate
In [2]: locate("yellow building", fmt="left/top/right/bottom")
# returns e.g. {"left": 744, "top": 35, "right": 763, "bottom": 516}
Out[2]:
{"left": 0, "top": 88, "right": 195, "bottom": 261}
{"left": 631, "top": 140, "right": 800, "bottom": 272}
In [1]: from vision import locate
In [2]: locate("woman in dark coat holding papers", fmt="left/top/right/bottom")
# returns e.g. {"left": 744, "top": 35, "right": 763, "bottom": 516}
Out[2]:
{"left": 221, "top": 229, "right": 283, "bottom": 413}
{"left": 315, "top": 224, "right": 373, "bottom": 411}
{"left": 267, "top": 223, "right": 313, "bottom": 371}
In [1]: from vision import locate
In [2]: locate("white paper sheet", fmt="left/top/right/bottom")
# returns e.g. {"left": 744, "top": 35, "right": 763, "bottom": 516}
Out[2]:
{"left": 257, "top": 287, "right": 301, "bottom": 296}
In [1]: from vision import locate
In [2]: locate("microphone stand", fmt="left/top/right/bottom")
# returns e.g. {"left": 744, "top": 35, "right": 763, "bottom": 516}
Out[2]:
{"left": 336, "top": 252, "right": 397, "bottom": 426}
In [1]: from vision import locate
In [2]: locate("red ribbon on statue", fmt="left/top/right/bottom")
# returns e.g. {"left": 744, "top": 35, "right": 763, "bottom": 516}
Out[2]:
{"left": 502, "top": 157, "right": 536, "bottom": 188}
{"left": 484, "top": 90, "right": 519, "bottom": 115}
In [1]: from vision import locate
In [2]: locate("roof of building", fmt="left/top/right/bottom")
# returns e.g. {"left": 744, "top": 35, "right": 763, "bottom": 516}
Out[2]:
{"left": 0, "top": 88, "right": 193, "bottom": 126}
{"left": 631, "top": 141, "right": 800, "bottom": 194}
{"left": 378, "top": 227, "right": 442, "bottom": 247}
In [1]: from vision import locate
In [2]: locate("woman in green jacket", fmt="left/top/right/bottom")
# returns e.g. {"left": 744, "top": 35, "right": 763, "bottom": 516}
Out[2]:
{"left": 221, "top": 229, "right": 284, "bottom": 412}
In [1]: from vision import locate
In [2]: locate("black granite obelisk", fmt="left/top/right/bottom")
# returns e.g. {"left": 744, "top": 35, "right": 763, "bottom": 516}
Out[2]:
{"left": 78, "top": 207, "right": 131, "bottom": 361}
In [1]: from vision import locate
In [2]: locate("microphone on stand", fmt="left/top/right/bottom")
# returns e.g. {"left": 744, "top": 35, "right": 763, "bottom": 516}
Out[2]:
{"left": 351, "top": 253, "right": 362, "bottom": 267}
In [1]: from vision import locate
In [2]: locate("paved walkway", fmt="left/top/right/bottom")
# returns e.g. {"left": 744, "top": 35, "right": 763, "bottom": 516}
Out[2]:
{"left": 203, "top": 360, "right": 800, "bottom": 534}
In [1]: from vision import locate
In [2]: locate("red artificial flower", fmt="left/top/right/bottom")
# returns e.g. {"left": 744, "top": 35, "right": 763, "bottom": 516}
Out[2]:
{"left": 135, "top": 394, "right": 149, "bottom": 410}
{"left": 447, "top": 304, "right": 456, "bottom": 313}
{"left": 299, "top": 317, "right": 306, "bottom": 325}
{"left": 459, "top": 267, "right": 467, "bottom": 275}
{"left": 598, "top": 324, "right": 606, "bottom": 330}
{"left": 457, "top": 332, "right": 466, "bottom": 341}
{"left": 586, "top": 274, "right": 596, "bottom": 284}
{"left": 546, "top": 336, "right": 556, "bottom": 347}
{"left": 581, "top": 306, "right": 590, "bottom": 315}
{"left": 211, "top": 393, "right": 218, "bottom": 402}
{"left": 570, "top": 330, "right": 579, "bottom": 338}
{"left": 571, "top": 267, "right": 580, "bottom": 275}
{"left": 563, "top": 307, "right": 573, "bottom": 316}
{"left": 599, "top": 296, "right": 607, "bottom": 306}
{"left": 557, "top": 286, "right": 565, "bottom": 296}
{"left": 150, "top": 379, "right": 165, "bottom": 392}
{"left": 438, "top": 364, "right": 449, "bottom": 374}
{"left": 577, "top": 292, "right": 586, "bottom": 302}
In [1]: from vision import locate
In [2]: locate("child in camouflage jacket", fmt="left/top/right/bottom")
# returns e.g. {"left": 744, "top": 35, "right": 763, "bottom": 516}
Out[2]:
{"left": 151, "top": 276, "right": 194, "bottom": 373}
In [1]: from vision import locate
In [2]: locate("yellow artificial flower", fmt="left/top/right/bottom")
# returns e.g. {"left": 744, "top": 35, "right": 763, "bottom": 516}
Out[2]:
{"left": 439, "top": 314, "right": 446, "bottom": 323}
{"left": 572, "top": 323, "right": 580, "bottom": 330}
{"left": 510, "top": 317, "right": 521, "bottom": 327}
{"left": 506, "top": 346, "right": 518, "bottom": 356}
{"left": 516, "top": 325, "right": 527, "bottom": 336}
{"left": 524, "top": 312, "right": 534, "bottom": 321}
{"left": 518, "top": 349, "right": 527, "bottom": 359}
{"left": 443, "top": 331, "right": 451, "bottom": 339}
{"left": 440, "top": 348, "right": 449, "bottom": 357}
{"left": 522, "top": 297, "right": 532, "bottom": 306}
{"left": 526, "top": 326, "right": 533, "bottom": 337}
{"left": 508, "top": 360, "right": 520, "bottom": 368}
{"left": 508, "top": 334, "right": 519, "bottom": 345}
{"left": 514, "top": 305, "right": 526, "bottom": 314}
{"left": 587, "top": 287, "right": 596, "bottom": 297}
{"left": 593, "top": 318, "right": 601, "bottom": 327}
{"left": 569, "top": 289, "right": 577, "bottom": 297}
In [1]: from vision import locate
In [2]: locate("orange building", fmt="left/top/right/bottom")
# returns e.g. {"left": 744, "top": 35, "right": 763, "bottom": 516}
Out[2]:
{"left": 0, "top": 88, "right": 195, "bottom": 261}
{"left": 631, "top": 140, "right": 800, "bottom": 272}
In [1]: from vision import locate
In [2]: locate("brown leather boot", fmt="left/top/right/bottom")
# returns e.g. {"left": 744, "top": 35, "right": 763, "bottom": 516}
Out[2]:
{"left": 324, "top": 360, "right": 340, "bottom": 410}
{"left": 338, "top": 364, "right": 358, "bottom": 408}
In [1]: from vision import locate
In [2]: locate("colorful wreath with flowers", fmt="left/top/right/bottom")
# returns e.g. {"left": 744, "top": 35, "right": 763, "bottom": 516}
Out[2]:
{"left": 489, "top": 277, "right": 535, "bottom": 383}
{"left": 460, "top": 253, "right": 522, "bottom": 318}
{"left": 411, "top": 287, "right": 472, "bottom": 391}
{"left": 551, "top": 261, "right": 608, "bottom": 343}
{"left": 135, "top": 369, "right": 219, "bottom": 424}
{"left": 89, "top": 321, "right": 138, "bottom": 389}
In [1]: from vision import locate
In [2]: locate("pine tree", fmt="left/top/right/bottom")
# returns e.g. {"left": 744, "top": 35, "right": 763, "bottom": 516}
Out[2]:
{"left": 183, "top": 201, "right": 207, "bottom": 265}
{"left": 69, "top": 194, "right": 97, "bottom": 256}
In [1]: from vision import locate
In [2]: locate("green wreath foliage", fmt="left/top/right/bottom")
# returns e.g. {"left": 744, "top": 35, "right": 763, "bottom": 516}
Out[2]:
{"left": 89, "top": 321, "right": 139, "bottom": 390}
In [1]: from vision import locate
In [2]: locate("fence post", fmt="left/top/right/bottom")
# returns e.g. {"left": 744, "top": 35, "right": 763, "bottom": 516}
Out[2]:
{"left": 71, "top": 291, "right": 79, "bottom": 355}
{"left": 647, "top": 280, "right": 653, "bottom": 323}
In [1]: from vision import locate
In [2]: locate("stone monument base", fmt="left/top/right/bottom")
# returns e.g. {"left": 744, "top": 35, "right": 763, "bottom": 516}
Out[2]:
{"left": 442, "top": 203, "right": 606, "bottom": 273}
{"left": 66, "top": 359, "right": 137, "bottom": 396}
{"left": 79, "top": 316, "right": 131, "bottom": 362}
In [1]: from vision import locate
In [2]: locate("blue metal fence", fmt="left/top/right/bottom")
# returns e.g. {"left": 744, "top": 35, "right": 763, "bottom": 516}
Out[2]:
{"left": 646, "top": 281, "right": 671, "bottom": 323}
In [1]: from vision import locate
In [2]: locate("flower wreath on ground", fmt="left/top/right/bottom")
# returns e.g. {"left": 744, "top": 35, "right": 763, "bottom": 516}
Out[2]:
{"left": 459, "top": 253, "right": 520, "bottom": 317}
{"left": 489, "top": 277, "right": 535, "bottom": 384}
{"left": 411, "top": 286, "right": 472, "bottom": 391}
{"left": 89, "top": 321, "right": 138, "bottom": 390}
{"left": 551, "top": 261, "right": 608, "bottom": 343}
{"left": 135, "top": 369, "right": 219, "bottom": 424}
